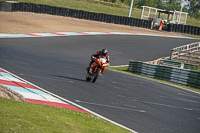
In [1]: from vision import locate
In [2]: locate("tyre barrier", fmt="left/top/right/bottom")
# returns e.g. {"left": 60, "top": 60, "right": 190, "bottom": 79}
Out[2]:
{"left": 168, "top": 24, "right": 200, "bottom": 35}
{"left": 185, "top": 25, "right": 189, "bottom": 34}
{"left": 128, "top": 60, "right": 200, "bottom": 89}
{"left": 0, "top": 1, "right": 152, "bottom": 29}
{"left": 181, "top": 24, "right": 184, "bottom": 33}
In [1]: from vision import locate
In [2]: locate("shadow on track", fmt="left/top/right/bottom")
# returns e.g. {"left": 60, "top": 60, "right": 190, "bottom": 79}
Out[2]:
{"left": 50, "top": 75, "right": 86, "bottom": 82}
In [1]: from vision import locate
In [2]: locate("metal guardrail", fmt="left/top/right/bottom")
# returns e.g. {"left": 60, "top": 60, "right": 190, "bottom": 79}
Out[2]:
{"left": 149, "top": 42, "right": 200, "bottom": 67}
{"left": 128, "top": 60, "right": 200, "bottom": 89}
{"left": 159, "top": 60, "right": 199, "bottom": 69}
{"left": 171, "top": 42, "right": 200, "bottom": 59}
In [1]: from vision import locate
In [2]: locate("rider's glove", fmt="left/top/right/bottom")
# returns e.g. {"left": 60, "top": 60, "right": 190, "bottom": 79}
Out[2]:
{"left": 91, "top": 57, "right": 96, "bottom": 62}
{"left": 107, "top": 59, "right": 109, "bottom": 63}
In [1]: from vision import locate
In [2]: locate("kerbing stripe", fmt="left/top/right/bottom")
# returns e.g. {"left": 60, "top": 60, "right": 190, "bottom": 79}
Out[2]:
{"left": 0, "top": 32, "right": 197, "bottom": 40}
{"left": 76, "top": 32, "right": 90, "bottom": 34}
{"left": 4, "top": 85, "right": 52, "bottom": 96}
{"left": 0, "top": 76, "right": 25, "bottom": 83}
{"left": 0, "top": 69, "right": 7, "bottom": 73}
{"left": 0, "top": 68, "right": 90, "bottom": 114}
{"left": 51, "top": 32, "right": 67, "bottom": 35}
{"left": 19, "top": 92, "right": 66, "bottom": 103}
{"left": 0, "top": 73, "right": 14, "bottom": 77}
{"left": 26, "top": 34, "right": 42, "bottom": 36}
{"left": 25, "top": 98, "right": 90, "bottom": 113}
{"left": 0, "top": 80, "right": 38, "bottom": 90}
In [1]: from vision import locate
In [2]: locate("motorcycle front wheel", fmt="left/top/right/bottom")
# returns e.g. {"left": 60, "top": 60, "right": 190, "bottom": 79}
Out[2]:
{"left": 92, "top": 69, "right": 101, "bottom": 83}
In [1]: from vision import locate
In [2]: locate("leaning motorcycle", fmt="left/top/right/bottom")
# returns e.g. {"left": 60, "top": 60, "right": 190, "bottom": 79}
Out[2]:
{"left": 86, "top": 57, "right": 110, "bottom": 83}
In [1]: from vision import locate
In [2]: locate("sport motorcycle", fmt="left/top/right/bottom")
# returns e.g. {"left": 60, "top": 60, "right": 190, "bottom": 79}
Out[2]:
{"left": 86, "top": 57, "right": 109, "bottom": 83}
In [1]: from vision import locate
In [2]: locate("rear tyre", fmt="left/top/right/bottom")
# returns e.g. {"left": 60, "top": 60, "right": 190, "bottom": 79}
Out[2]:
{"left": 92, "top": 69, "right": 100, "bottom": 83}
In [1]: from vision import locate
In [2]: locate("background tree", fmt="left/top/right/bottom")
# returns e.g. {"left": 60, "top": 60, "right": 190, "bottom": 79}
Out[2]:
{"left": 133, "top": 0, "right": 166, "bottom": 9}
{"left": 156, "top": 0, "right": 165, "bottom": 9}
{"left": 185, "top": 0, "right": 200, "bottom": 19}
{"left": 164, "top": 0, "right": 181, "bottom": 10}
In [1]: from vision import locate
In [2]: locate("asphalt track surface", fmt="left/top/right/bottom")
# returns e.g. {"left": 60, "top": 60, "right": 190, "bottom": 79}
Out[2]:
{"left": 1, "top": 35, "right": 200, "bottom": 133}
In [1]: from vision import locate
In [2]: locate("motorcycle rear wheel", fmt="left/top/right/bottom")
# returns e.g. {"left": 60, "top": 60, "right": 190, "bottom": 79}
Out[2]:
{"left": 92, "top": 69, "right": 101, "bottom": 83}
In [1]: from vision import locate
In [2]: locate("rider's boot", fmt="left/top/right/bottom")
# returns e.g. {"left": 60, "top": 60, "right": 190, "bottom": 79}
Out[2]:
{"left": 89, "top": 68, "right": 93, "bottom": 74}
{"left": 86, "top": 67, "right": 90, "bottom": 72}
{"left": 86, "top": 62, "right": 92, "bottom": 73}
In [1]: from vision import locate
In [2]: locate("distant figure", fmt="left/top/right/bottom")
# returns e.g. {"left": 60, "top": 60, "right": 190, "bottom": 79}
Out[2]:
{"left": 159, "top": 18, "right": 164, "bottom": 30}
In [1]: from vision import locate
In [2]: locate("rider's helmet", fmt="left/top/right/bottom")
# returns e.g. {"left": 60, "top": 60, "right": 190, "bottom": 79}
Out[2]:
{"left": 101, "top": 49, "right": 108, "bottom": 56}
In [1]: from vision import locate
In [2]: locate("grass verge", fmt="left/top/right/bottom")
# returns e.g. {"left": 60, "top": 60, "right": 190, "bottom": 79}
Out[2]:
{"left": 0, "top": 98, "right": 131, "bottom": 133}
{"left": 107, "top": 66, "right": 200, "bottom": 93}
{"left": 181, "top": 34, "right": 200, "bottom": 39}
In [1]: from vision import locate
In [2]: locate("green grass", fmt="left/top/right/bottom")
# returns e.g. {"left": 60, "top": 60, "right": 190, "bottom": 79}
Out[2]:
{"left": 107, "top": 66, "right": 200, "bottom": 93}
{"left": 186, "top": 17, "right": 200, "bottom": 27}
{"left": 181, "top": 34, "right": 200, "bottom": 39}
{"left": 1, "top": 0, "right": 142, "bottom": 18}
{"left": 0, "top": 98, "right": 131, "bottom": 133}
{"left": 190, "top": 66, "right": 200, "bottom": 72}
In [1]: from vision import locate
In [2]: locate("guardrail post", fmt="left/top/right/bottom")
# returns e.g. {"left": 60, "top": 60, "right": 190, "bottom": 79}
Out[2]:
{"left": 170, "top": 49, "right": 175, "bottom": 60}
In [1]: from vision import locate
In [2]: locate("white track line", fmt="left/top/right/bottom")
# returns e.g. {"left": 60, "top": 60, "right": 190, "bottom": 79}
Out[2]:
{"left": 108, "top": 67, "right": 200, "bottom": 95}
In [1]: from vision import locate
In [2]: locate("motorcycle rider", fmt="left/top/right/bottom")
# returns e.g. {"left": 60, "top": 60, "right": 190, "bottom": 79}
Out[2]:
{"left": 87, "top": 49, "right": 109, "bottom": 74}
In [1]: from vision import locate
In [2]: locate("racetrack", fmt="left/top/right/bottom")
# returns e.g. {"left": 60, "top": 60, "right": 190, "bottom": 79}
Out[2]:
{"left": 1, "top": 35, "right": 200, "bottom": 133}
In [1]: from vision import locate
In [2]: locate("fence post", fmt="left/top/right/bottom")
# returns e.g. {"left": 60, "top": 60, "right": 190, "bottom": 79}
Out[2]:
{"left": 170, "top": 49, "right": 175, "bottom": 60}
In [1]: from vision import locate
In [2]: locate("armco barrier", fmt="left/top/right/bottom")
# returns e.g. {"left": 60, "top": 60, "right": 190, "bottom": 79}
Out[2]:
{"left": 128, "top": 60, "right": 200, "bottom": 89}
{"left": 159, "top": 60, "right": 199, "bottom": 68}
{"left": 0, "top": 1, "right": 152, "bottom": 29}
{"left": 170, "top": 41, "right": 200, "bottom": 60}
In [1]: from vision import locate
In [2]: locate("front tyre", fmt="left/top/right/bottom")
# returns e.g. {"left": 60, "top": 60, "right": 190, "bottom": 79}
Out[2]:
{"left": 92, "top": 69, "right": 101, "bottom": 83}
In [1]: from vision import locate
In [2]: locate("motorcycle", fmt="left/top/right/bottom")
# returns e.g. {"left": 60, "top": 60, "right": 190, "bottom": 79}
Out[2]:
{"left": 86, "top": 57, "right": 110, "bottom": 83}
